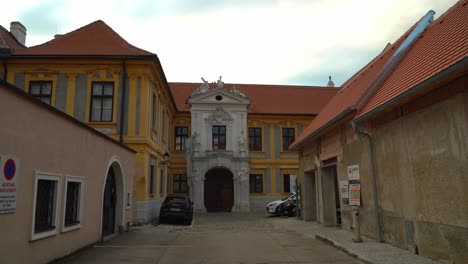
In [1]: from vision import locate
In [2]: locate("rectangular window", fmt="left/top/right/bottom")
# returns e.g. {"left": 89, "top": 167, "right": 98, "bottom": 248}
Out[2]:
{"left": 175, "top": 126, "right": 188, "bottom": 151}
{"left": 32, "top": 173, "right": 61, "bottom": 240}
{"left": 283, "top": 174, "right": 291, "bottom": 193}
{"left": 212, "top": 125, "right": 226, "bottom": 150}
{"left": 282, "top": 128, "right": 295, "bottom": 151}
{"left": 173, "top": 174, "right": 187, "bottom": 193}
{"left": 29, "top": 81, "right": 52, "bottom": 105}
{"left": 248, "top": 127, "right": 262, "bottom": 151}
{"left": 90, "top": 82, "right": 114, "bottom": 122}
{"left": 63, "top": 176, "right": 83, "bottom": 231}
{"left": 149, "top": 165, "right": 155, "bottom": 195}
{"left": 249, "top": 174, "right": 263, "bottom": 193}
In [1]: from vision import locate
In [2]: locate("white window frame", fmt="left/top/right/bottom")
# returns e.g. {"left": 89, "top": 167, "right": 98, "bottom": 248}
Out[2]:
{"left": 31, "top": 171, "right": 62, "bottom": 241}
{"left": 61, "top": 175, "right": 84, "bottom": 233}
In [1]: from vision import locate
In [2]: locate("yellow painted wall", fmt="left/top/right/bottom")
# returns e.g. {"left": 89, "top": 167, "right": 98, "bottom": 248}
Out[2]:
{"left": 5, "top": 58, "right": 176, "bottom": 206}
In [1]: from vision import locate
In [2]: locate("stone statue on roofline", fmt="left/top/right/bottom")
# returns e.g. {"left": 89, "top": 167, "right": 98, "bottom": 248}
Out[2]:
{"left": 230, "top": 84, "right": 247, "bottom": 98}
{"left": 216, "top": 76, "right": 224, "bottom": 89}
{"left": 191, "top": 77, "right": 210, "bottom": 96}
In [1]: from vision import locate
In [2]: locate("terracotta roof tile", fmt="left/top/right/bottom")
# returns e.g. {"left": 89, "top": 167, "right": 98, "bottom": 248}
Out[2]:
{"left": 169, "top": 82, "right": 338, "bottom": 114}
{"left": 290, "top": 30, "right": 409, "bottom": 148}
{"left": 14, "top": 20, "right": 154, "bottom": 56}
{"left": 0, "top": 26, "right": 26, "bottom": 51}
{"left": 356, "top": 0, "right": 468, "bottom": 119}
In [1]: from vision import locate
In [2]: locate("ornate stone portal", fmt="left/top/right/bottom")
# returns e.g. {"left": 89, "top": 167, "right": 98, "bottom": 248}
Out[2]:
{"left": 187, "top": 77, "right": 251, "bottom": 212}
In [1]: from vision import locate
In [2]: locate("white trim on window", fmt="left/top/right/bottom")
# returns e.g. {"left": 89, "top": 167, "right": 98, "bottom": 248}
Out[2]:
{"left": 61, "top": 175, "right": 84, "bottom": 233}
{"left": 31, "top": 171, "right": 62, "bottom": 241}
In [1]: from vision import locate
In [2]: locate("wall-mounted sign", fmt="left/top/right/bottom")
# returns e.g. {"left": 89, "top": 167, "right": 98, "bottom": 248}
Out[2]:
{"left": 339, "top": 180, "right": 349, "bottom": 205}
{"left": 347, "top": 165, "right": 360, "bottom": 182}
{"left": 0, "top": 156, "right": 20, "bottom": 214}
{"left": 349, "top": 183, "right": 361, "bottom": 206}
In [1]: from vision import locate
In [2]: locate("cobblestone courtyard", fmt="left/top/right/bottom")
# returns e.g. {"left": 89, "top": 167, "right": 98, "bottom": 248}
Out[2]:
{"left": 54, "top": 213, "right": 359, "bottom": 264}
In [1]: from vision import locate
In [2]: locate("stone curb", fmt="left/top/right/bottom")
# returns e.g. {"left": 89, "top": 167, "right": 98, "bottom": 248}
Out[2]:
{"left": 315, "top": 234, "right": 372, "bottom": 264}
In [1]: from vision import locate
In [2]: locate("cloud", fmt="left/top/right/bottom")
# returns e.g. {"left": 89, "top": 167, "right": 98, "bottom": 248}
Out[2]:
{"left": 5, "top": 0, "right": 460, "bottom": 86}
{"left": 17, "top": 1, "right": 63, "bottom": 35}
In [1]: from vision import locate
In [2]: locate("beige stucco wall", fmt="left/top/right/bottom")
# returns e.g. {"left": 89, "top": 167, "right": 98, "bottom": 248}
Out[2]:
{"left": 342, "top": 92, "right": 468, "bottom": 263}
{"left": 0, "top": 86, "right": 135, "bottom": 264}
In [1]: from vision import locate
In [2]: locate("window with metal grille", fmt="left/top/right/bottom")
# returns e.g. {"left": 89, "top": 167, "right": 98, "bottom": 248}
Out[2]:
{"left": 212, "top": 125, "right": 226, "bottom": 150}
{"left": 283, "top": 174, "right": 291, "bottom": 193}
{"left": 64, "top": 181, "right": 81, "bottom": 227}
{"left": 173, "top": 174, "right": 187, "bottom": 193}
{"left": 34, "top": 179, "right": 57, "bottom": 233}
{"left": 175, "top": 126, "right": 188, "bottom": 150}
{"left": 90, "top": 82, "right": 114, "bottom": 122}
{"left": 29, "top": 81, "right": 52, "bottom": 105}
{"left": 282, "top": 128, "right": 295, "bottom": 151}
{"left": 248, "top": 127, "right": 262, "bottom": 151}
{"left": 249, "top": 174, "right": 263, "bottom": 193}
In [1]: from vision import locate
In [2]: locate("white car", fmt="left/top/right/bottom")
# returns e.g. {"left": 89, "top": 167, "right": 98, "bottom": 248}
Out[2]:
{"left": 266, "top": 192, "right": 296, "bottom": 215}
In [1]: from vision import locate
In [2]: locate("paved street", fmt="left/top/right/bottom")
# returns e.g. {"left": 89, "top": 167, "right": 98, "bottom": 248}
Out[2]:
{"left": 54, "top": 213, "right": 359, "bottom": 264}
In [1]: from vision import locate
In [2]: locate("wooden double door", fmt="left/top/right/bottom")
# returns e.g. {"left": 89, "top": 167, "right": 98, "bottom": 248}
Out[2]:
{"left": 204, "top": 168, "right": 234, "bottom": 212}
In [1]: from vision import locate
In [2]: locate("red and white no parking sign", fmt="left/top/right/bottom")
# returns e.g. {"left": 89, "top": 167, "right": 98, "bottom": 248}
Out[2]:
{"left": 0, "top": 156, "right": 20, "bottom": 214}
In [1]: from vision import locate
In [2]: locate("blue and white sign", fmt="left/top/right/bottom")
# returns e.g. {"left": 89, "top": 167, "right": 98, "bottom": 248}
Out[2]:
{"left": 0, "top": 156, "right": 20, "bottom": 214}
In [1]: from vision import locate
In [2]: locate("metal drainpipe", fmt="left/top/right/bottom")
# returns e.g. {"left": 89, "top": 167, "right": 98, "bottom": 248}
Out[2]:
{"left": 352, "top": 122, "right": 383, "bottom": 243}
{"left": 119, "top": 60, "right": 127, "bottom": 143}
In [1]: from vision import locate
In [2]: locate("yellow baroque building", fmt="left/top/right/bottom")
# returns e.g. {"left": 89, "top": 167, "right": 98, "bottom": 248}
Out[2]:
{"left": 1, "top": 21, "right": 337, "bottom": 222}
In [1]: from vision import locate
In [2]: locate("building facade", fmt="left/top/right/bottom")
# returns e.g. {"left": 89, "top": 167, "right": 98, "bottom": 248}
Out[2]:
{"left": 0, "top": 80, "right": 135, "bottom": 264}
{"left": 1, "top": 20, "right": 177, "bottom": 224}
{"left": 169, "top": 81, "right": 338, "bottom": 212}
{"left": 291, "top": 2, "right": 468, "bottom": 263}
{"left": 1, "top": 20, "right": 339, "bottom": 220}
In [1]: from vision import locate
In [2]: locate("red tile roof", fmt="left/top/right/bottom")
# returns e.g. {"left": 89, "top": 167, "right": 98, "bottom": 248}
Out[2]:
{"left": 0, "top": 26, "right": 26, "bottom": 51}
{"left": 13, "top": 20, "right": 154, "bottom": 57}
{"left": 290, "top": 30, "right": 409, "bottom": 149}
{"left": 169, "top": 82, "right": 339, "bottom": 114}
{"left": 356, "top": 0, "right": 468, "bottom": 119}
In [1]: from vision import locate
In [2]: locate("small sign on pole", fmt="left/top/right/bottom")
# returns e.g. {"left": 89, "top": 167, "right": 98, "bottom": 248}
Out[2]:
{"left": 347, "top": 165, "right": 360, "bottom": 182}
{"left": 349, "top": 183, "right": 361, "bottom": 206}
{"left": 0, "top": 156, "right": 20, "bottom": 214}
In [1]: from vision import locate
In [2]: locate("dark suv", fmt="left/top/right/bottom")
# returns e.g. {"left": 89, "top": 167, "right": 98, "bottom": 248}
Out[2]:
{"left": 159, "top": 194, "right": 193, "bottom": 225}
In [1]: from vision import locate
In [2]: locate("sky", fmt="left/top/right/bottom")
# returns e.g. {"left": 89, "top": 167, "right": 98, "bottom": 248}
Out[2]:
{"left": 0, "top": 0, "right": 459, "bottom": 86}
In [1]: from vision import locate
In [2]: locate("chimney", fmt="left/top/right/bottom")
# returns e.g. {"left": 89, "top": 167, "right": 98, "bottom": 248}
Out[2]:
{"left": 10, "top": 21, "right": 27, "bottom": 46}
{"left": 327, "top": 76, "right": 335, "bottom": 87}
{"left": 54, "top": 34, "right": 63, "bottom": 39}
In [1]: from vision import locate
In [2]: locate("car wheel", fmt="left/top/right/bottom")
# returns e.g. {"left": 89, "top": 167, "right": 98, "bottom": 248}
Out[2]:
{"left": 275, "top": 206, "right": 280, "bottom": 216}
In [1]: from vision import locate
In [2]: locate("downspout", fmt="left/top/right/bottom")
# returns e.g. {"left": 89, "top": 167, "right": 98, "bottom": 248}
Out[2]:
{"left": 119, "top": 60, "right": 127, "bottom": 143}
{"left": 352, "top": 122, "right": 383, "bottom": 243}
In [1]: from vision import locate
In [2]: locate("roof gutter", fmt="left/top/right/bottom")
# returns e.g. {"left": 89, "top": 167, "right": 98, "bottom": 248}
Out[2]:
{"left": 289, "top": 11, "right": 435, "bottom": 151}
{"left": 353, "top": 56, "right": 468, "bottom": 124}
{"left": 289, "top": 108, "right": 355, "bottom": 150}
{"left": 354, "top": 10, "right": 435, "bottom": 111}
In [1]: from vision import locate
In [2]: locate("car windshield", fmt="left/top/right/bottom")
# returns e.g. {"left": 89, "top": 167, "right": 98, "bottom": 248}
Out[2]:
{"left": 281, "top": 193, "right": 295, "bottom": 201}
{"left": 164, "top": 197, "right": 187, "bottom": 204}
